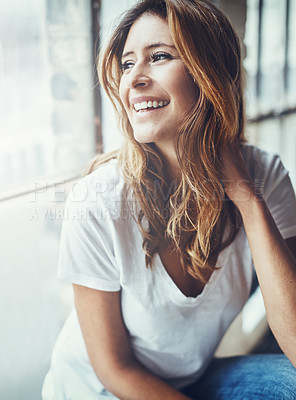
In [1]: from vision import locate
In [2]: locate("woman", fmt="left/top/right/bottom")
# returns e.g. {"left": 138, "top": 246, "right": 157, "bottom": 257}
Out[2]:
{"left": 42, "top": 0, "right": 296, "bottom": 399}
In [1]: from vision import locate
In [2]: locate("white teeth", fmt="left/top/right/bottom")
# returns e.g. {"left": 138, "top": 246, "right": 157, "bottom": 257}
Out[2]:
{"left": 133, "top": 100, "right": 169, "bottom": 111}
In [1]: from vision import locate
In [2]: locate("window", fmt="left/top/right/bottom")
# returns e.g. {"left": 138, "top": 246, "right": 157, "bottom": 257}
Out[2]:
{"left": 0, "top": 0, "right": 97, "bottom": 196}
{"left": 244, "top": 0, "right": 296, "bottom": 188}
{"left": 0, "top": 1, "right": 100, "bottom": 399}
{"left": 245, "top": 0, "right": 296, "bottom": 118}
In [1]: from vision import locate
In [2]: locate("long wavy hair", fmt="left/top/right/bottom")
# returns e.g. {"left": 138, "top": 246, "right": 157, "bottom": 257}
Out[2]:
{"left": 89, "top": 0, "right": 245, "bottom": 282}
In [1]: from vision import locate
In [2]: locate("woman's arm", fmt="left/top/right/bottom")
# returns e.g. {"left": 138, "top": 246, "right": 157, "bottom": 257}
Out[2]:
{"left": 73, "top": 284, "right": 193, "bottom": 400}
{"left": 222, "top": 144, "right": 296, "bottom": 366}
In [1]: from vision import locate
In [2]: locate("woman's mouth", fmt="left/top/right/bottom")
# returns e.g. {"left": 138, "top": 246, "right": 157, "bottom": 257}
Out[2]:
{"left": 133, "top": 100, "right": 169, "bottom": 112}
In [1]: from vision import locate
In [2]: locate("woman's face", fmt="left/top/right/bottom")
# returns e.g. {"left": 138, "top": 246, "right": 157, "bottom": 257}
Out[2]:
{"left": 119, "top": 14, "right": 198, "bottom": 150}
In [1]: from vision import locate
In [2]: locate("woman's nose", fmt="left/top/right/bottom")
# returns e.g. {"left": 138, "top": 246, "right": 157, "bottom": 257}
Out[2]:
{"left": 127, "top": 64, "right": 152, "bottom": 89}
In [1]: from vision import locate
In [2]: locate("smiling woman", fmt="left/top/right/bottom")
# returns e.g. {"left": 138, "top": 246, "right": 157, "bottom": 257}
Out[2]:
{"left": 42, "top": 1, "right": 296, "bottom": 399}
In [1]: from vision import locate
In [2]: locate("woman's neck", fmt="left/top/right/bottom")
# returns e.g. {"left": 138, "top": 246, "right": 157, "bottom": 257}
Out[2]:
{"left": 154, "top": 140, "right": 182, "bottom": 183}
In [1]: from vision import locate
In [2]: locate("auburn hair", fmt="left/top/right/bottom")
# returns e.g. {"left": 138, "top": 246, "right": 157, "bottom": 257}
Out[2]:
{"left": 88, "top": 0, "right": 245, "bottom": 282}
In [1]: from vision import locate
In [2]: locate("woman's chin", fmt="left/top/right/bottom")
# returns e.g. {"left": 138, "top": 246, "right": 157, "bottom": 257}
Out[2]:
{"left": 133, "top": 132, "right": 156, "bottom": 144}
{"left": 133, "top": 130, "right": 171, "bottom": 146}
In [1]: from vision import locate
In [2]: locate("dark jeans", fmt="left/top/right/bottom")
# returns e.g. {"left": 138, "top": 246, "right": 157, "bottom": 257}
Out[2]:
{"left": 181, "top": 354, "right": 296, "bottom": 400}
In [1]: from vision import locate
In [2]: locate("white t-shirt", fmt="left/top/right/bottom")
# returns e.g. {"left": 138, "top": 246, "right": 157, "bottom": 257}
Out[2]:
{"left": 42, "top": 144, "right": 296, "bottom": 400}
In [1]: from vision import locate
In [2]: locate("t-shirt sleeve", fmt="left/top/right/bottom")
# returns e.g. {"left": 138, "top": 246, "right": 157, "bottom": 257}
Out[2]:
{"left": 57, "top": 182, "right": 121, "bottom": 292}
{"left": 259, "top": 153, "right": 296, "bottom": 240}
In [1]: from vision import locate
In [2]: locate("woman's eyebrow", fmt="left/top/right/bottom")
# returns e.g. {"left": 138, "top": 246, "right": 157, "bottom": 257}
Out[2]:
{"left": 121, "top": 43, "right": 176, "bottom": 59}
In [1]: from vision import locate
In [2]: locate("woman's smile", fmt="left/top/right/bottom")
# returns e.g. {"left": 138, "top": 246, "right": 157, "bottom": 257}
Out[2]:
{"left": 132, "top": 99, "right": 169, "bottom": 112}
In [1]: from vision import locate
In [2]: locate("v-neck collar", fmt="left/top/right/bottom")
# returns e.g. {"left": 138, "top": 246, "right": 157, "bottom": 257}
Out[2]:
{"left": 153, "top": 243, "right": 232, "bottom": 306}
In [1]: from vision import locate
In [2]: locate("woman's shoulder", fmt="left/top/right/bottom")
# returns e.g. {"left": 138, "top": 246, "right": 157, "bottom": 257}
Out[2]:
{"left": 241, "top": 143, "right": 286, "bottom": 177}
{"left": 241, "top": 142, "right": 280, "bottom": 165}
{"left": 66, "top": 158, "right": 126, "bottom": 217}
{"left": 241, "top": 142, "right": 290, "bottom": 199}
{"left": 84, "top": 157, "right": 121, "bottom": 185}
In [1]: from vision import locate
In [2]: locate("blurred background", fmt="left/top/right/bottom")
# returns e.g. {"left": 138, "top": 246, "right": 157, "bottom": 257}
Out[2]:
{"left": 0, "top": 0, "right": 296, "bottom": 399}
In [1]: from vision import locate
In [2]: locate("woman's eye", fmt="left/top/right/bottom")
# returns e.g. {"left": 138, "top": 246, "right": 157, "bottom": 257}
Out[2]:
{"left": 151, "top": 52, "right": 173, "bottom": 62}
{"left": 121, "top": 61, "right": 134, "bottom": 71}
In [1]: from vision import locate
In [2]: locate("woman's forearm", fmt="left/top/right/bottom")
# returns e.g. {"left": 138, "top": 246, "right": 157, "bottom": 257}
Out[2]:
{"left": 239, "top": 197, "right": 296, "bottom": 365}
{"left": 97, "top": 358, "right": 193, "bottom": 400}
{"left": 221, "top": 144, "right": 296, "bottom": 365}
{"left": 74, "top": 286, "right": 193, "bottom": 400}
